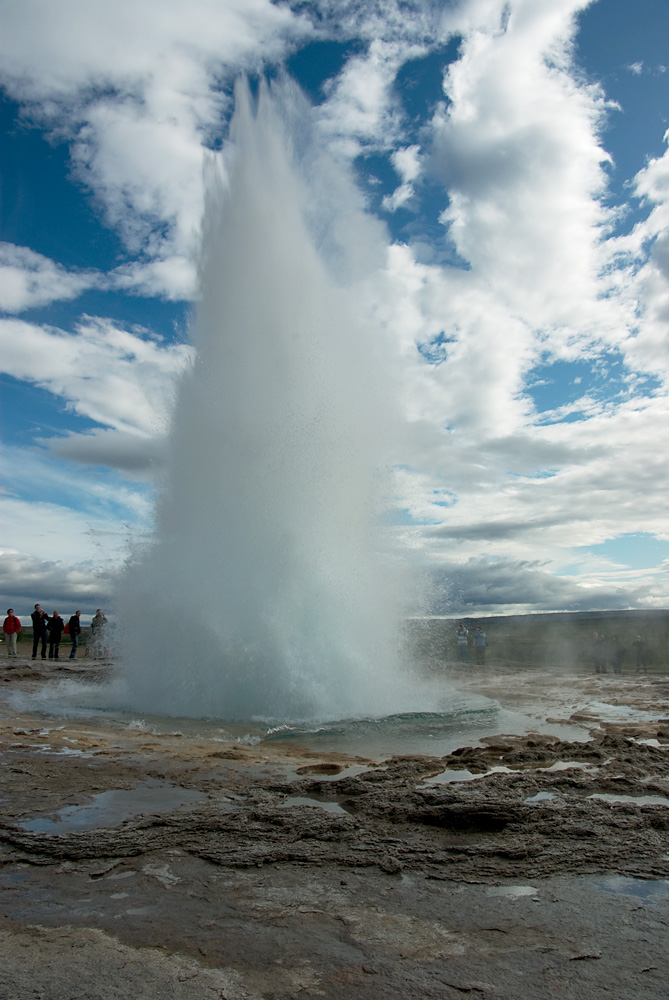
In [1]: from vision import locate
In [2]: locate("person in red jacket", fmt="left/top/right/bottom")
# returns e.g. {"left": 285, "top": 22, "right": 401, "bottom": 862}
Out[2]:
{"left": 3, "top": 609, "right": 21, "bottom": 657}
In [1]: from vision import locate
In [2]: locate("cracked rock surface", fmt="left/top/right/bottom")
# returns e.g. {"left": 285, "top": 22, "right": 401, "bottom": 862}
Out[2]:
{"left": 1, "top": 659, "right": 668, "bottom": 998}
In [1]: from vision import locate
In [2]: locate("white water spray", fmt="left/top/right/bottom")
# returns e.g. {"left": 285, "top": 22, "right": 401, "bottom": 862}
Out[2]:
{"left": 117, "top": 79, "right": 419, "bottom": 721}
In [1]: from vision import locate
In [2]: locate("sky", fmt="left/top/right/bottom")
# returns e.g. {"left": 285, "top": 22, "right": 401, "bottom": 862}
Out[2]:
{"left": 1, "top": 0, "right": 669, "bottom": 619}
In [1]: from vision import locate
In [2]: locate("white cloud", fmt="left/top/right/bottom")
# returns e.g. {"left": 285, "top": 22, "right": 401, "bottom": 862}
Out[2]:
{"left": 0, "top": 243, "right": 102, "bottom": 312}
{"left": 319, "top": 39, "right": 409, "bottom": 152}
{"left": 382, "top": 145, "right": 423, "bottom": 212}
{"left": 424, "top": 555, "right": 665, "bottom": 616}
{"left": 610, "top": 131, "right": 669, "bottom": 381}
{"left": 0, "top": 316, "right": 192, "bottom": 436}
{"left": 1, "top": 0, "right": 669, "bottom": 615}
{"left": 0, "top": 0, "right": 302, "bottom": 98}
{"left": 0, "top": 441, "right": 153, "bottom": 611}
{"left": 110, "top": 256, "right": 197, "bottom": 300}
{"left": 42, "top": 428, "right": 167, "bottom": 479}
{"left": 0, "top": 0, "right": 312, "bottom": 264}
{"left": 0, "top": 548, "right": 117, "bottom": 615}
{"left": 429, "top": 0, "right": 615, "bottom": 334}
{"left": 392, "top": 145, "right": 422, "bottom": 183}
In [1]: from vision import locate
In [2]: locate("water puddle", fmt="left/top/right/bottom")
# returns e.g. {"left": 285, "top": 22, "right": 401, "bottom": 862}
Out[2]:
{"left": 299, "top": 764, "right": 374, "bottom": 782}
{"left": 589, "top": 876, "right": 669, "bottom": 902}
{"left": 588, "top": 792, "right": 669, "bottom": 807}
{"left": 17, "top": 780, "right": 207, "bottom": 834}
{"left": 278, "top": 796, "right": 348, "bottom": 815}
{"left": 537, "top": 760, "right": 597, "bottom": 772}
{"left": 487, "top": 885, "right": 539, "bottom": 899}
{"left": 424, "top": 765, "right": 515, "bottom": 786}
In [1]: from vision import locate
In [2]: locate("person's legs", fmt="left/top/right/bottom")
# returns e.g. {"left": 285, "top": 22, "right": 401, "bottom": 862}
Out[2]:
{"left": 32, "top": 634, "right": 39, "bottom": 658}
{"left": 7, "top": 633, "right": 17, "bottom": 656}
{"left": 53, "top": 641, "right": 60, "bottom": 660}
{"left": 40, "top": 634, "right": 47, "bottom": 658}
{"left": 69, "top": 634, "right": 78, "bottom": 659}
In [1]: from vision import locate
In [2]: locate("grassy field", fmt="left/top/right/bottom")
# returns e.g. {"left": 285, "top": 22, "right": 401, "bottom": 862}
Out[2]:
{"left": 405, "top": 609, "right": 669, "bottom": 671}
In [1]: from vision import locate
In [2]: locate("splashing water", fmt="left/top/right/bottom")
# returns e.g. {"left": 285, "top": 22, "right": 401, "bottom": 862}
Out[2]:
{"left": 116, "top": 78, "right": 423, "bottom": 722}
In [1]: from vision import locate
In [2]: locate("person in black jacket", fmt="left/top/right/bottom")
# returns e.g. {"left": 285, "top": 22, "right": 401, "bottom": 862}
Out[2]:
{"left": 47, "top": 611, "right": 65, "bottom": 660}
{"left": 68, "top": 610, "right": 82, "bottom": 660}
{"left": 31, "top": 604, "right": 49, "bottom": 659}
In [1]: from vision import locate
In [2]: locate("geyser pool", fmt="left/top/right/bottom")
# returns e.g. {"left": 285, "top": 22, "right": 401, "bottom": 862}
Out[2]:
{"left": 116, "top": 77, "right": 422, "bottom": 722}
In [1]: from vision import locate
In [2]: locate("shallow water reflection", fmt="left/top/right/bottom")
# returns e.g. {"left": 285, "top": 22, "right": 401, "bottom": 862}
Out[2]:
{"left": 18, "top": 780, "right": 207, "bottom": 834}
{"left": 590, "top": 876, "right": 669, "bottom": 902}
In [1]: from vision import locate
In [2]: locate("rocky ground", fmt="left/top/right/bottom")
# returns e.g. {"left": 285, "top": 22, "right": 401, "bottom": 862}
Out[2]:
{"left": 0, "top": 655, "right": 668, "bottom": 999}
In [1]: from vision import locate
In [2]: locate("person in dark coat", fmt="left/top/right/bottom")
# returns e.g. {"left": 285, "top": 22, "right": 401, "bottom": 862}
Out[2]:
{"left": 31, "top": 604, "right": 49, "bottom": 659}
{"left": 47, "top": 611, "right": 65, "bottom": 660}
{"left": 68, "top": 610, "right": 82, "bottom": 659}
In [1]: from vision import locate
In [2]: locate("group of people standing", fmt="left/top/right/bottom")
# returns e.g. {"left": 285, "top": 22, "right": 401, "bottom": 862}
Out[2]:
{"left": 591, "top": 631, "right": 647, "bottom": 674}
{"left": 456, "top": 622, "right": 487, "bottom": 664}
{"left": 2, "top": 606, "right": 109, "bottom": 660}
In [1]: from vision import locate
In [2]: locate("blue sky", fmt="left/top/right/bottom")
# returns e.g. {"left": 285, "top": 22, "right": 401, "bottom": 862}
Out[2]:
{"left": 1, "top": 0, "right": 669, "bottom": 616}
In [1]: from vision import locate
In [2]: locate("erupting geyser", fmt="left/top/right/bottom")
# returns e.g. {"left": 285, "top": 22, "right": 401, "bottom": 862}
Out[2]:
{"left": 117, "top": 78, "right": 418, "bottom": 722}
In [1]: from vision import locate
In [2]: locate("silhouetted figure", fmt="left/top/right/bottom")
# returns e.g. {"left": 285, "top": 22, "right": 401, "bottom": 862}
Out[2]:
{"left": 474, "top": 626, "right": 487, "bottom": 665}
{"left": 31, "top": 604, "right": 49, "bottom": 659}
{"left": 456, "top": 622, "right": 469, "bottom": 663}
{"left": 610, "top": 635, "right": 624, "bottom": 674}
{"left": 592, "top": 632, "right": 606, "bottom": 673}
{"left": 633, "top": 635, "right": 647, "bottom": 672}
{"left": 47, "top": 611, "right": 65, "bottom": 660}
{"left": 68, "top": 611, "right": 82, "bottom": 659}
{"left": 90, "top": 609, "right": 108, "bottom": 658}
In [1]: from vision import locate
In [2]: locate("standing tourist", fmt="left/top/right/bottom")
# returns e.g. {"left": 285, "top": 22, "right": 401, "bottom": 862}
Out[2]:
{"left": 610, "top": 635, "right": 625, "bottom": 675}
{"left": 456, "top": 622, "right": 469, "bottom": 663}
{"left": 3, "top": 610, "right": 21, "bottom": 657}
{"left": 68, "top": 610, "right": 82, "bottom": 659}
{"left": 90, "top": 609, "right": 108, "bottom": 658}
{"left": 474, "top": 626, "right": 487, "bottom": 665}
{"left": 46, "top": 611, "right": 65, "bottom": 660}
{"left": 592, "top": 632, "right": 607, "bottom": 673}
{"left": 633, "top": 635, "right": 647, "bottom": 672}
{"left": 31, "top": 604, "right": 49, "bottom": 659}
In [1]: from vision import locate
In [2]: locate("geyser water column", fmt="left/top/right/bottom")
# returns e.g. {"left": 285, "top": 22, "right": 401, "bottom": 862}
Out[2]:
{"left": 118, "top": 78, "right": 414, "bottom": 722}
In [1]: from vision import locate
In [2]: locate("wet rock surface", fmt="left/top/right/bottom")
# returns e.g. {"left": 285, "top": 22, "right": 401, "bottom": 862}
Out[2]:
{"left": 1, "top": 659, "right": 668, "bottom": 998}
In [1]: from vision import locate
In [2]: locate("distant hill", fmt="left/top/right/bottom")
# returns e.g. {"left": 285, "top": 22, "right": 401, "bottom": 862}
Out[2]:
{"left": 405, "top": 609, "right": 669, "bottom": 670}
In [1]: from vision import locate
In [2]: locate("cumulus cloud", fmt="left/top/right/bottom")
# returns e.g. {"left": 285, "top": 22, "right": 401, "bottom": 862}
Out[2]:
{"left": 0, "top": 443, "right": 153, "bottom": 612}
{"left": 0, "top": 0, "right": 311, "bottom": 266}
{"left": 0, "top": 549, "right": 116, "bottom": 614}
{"left": 110, "top": 256, "right": 197, "bottom": 301}
{"left": 319, "top": 39, "right": 410, "bottom": 153}
{"left": 429, "top": 0, "right": 614, "bottom": 334}
{"left": 2, "top": 0, "right": 669, "bottom": 614}
{"left": 382, "top": 145, "right": 422, "bottom": 211}
{"left": 425, "top": 556, "right": 662, "bottom": 616}
{"left": 42, "top": 428, "right": 167, "bottom": 478}
{"left": 616, "top": 132, "right": 669, "bottom": 380}
{"left": 0, "top": 243, "right": 102, "bottom": 312}
{"left": 0, "top": 316, "right": 192, "bottom": 436}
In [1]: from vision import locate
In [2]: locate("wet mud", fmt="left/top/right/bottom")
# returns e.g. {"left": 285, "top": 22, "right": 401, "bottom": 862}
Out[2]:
{"left": 1, "top": 657, "right": 668, "bottom": 999}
